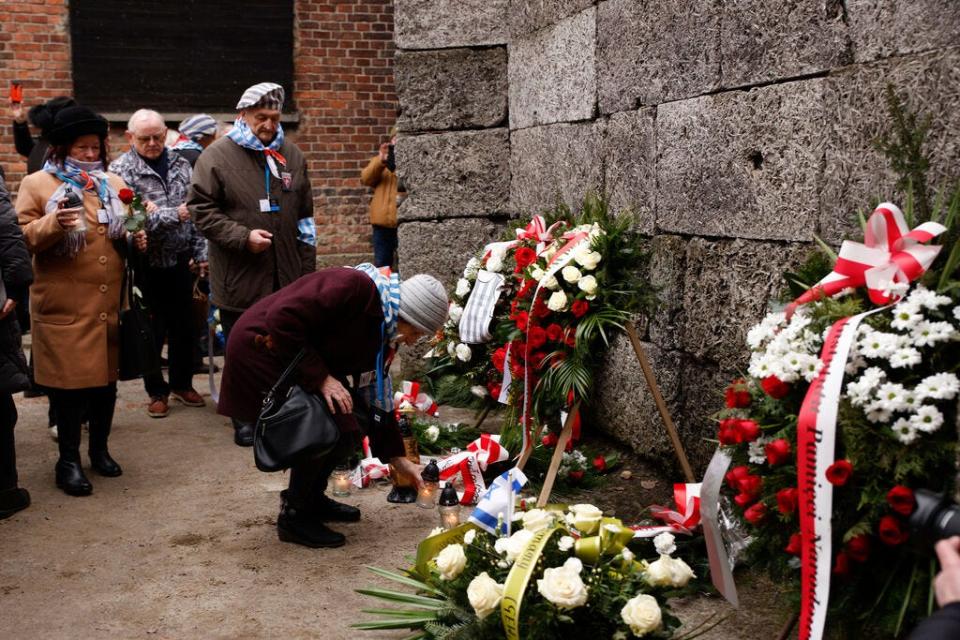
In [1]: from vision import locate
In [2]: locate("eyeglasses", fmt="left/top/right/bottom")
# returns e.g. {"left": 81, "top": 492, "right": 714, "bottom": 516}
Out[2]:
{"left": 134, "top": 134, "right": 165, "bottom": 144}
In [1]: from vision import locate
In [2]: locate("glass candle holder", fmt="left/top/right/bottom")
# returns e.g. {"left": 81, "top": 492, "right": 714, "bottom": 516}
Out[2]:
{"left": 417, "top": 480, "right": 438, "bottom": 509}
{"left": 331, "top": 466, "right": 352, "bottom": 498}
{"left": 438, "top": 482, "right": 461, "bottom": 529}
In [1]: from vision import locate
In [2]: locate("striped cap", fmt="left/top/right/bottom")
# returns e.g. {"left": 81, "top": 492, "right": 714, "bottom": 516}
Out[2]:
{"left": 235, "top": 82, "right": 285, "bottom": 111}
{"left": 399, "top": 274, "right": 449, "bottom": 335}
{"left": 178, "top": 114, "right": 218, "bottom": 140}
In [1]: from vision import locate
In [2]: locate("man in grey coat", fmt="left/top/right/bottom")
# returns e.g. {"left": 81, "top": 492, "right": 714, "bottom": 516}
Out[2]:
{"left": 188, "top": 82, "right": 317, "bottom": 446}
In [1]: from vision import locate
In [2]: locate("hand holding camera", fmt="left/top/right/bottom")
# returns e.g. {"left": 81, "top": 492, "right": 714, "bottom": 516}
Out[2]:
{"left": 57, "top": 188, "right": 85, "bottom": 230}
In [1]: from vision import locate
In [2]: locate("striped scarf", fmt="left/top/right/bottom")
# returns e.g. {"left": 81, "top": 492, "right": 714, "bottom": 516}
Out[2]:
{"left": 226, "top": 117, "right": 285, "bottom": 165}
{"left": 42, "top": 158, "right": 126, "bottom": 257}
{"left": 354, "top": 262, "right": 400, "bottom": 340}
{"left": 171, "top": 134, "right": 203, "bottom": 152}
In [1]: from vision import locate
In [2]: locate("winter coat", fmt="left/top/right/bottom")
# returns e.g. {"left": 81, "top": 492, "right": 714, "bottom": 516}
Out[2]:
{"left": 109, "top": 148, "right": 207, "bottom": 269}
{"left": 12, "top": 121, "right": 50, "bottom": 175}
{"left": 217, "top": 267, "right": 405, "bottom": 461}
{"left": 188, "top": 136, "right": 316, "bottom": 313}
{"left": 360, "top": 155, "right": 397, "bottom": 228}
{"left": 15, "top": 170, "right": 128, "bottom": 389}
{"left": 0, "top": 169, "right": 33, "bottom": 394}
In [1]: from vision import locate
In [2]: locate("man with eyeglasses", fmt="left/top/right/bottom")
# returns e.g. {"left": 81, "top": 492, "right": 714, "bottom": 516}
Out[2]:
{"left": 188, "top": 82, "right": 317, "bottom": 447}
{"left": 109, "top": 109, "right": 208, "bottom": 419}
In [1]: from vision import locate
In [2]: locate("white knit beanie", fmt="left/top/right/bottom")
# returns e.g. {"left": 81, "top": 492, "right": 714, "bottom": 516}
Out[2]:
{"left": 399, "top": 275, "right": 448, "bottom": 334}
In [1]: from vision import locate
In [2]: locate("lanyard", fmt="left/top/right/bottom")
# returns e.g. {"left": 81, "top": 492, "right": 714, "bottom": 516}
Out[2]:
{"left": 263, "top": 160, "right": 272, "bottom": 201}
{"left": 375, "top": 322, "right": 386, "bottom": 408}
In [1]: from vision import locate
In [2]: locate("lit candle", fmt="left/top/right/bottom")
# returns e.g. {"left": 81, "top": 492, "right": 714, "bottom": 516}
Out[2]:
{"left": 332, "top": 468, "right": 352, "bottom": 497}
{"left": 438, "top": 482, "right": 462, "bottom": 530}
{"left": 417, "top": 460, "right": 441, "bottom": 509}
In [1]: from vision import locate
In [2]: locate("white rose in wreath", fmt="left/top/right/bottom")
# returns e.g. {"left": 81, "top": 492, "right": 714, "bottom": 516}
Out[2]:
{"left": 653, "top": 532, "right": 676, "bottom": 556}
{"left": 574, "top": 246, "right": 602, "bottom": 270}
{"left": 547, "top": 291, "right": 568, "bottom": 312}
{"left": 566, "top": 503, "right": 603, "bottom": 535}
{"left": 486, "top": 254, "right": 503, "bottom": 273}
{"left": 455, "top": 343, "right": 472, "bottom": 362}
{"left": 530, "top": 266, "right": 545, "bottom": 281}
{"left": 424, "top": 425, "right": 440, "bottom": 443}
{"left": 494, "top": 528, "right": 534, "bottom": 564}
{"left": 448, "top": 303, "right": 464, "bottom": 324}
{"left": 645, "top": 554, "right": 696, "bottom": 588}
{"left": 455, "top": 278, "right": 471, "bottom": 297}
{"left": 561, "top": 265, "right": 582, "bottom": 283}
{"left": 521, "top": 508, "right": 554, "bottom": 533}
{"left": 435, "top": 543, "right": 467, "bottom": 581}
{"left": 537, "top": 557, "right": 588, "bottom": 609}
{"left": 621, "top": 594, "right": 662, "bottom": 637}
{"left": 467, "top": 572, "right": 504, "bottom": 620}
{"left": 542, "top": 274, "right": 559, "bottom": 290}
{"left": 578, "top": 275, "right": 598, "bottom": 296}
{"left": 463, "top": 257, "right": 481, "bottom": 279}
{"left": 447, "top": 342, "right": 457, "bottom": 357}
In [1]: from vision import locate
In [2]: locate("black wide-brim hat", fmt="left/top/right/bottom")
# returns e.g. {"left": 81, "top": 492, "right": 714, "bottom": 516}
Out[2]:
{"left": 47, "top": 105, "right": 109, "bottom": 146}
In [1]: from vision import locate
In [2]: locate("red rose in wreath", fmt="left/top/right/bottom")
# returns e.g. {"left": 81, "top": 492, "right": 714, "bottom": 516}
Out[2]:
{"left": 724, "top": 379, "right": 751, "bottom": 408}
{"left": 846, "top": 534, "right": 870, "bottom": 562}
{"left": 546, "top": 323, "right": 564, "bottom": 342}
{"left": 542, "top": 432, "right": 558, "bottom": 448}
{"left": 744, "top": 502, "right": 767, "bottom": 525}
{"left": 765, "top": 439, "right": 792, "bottom": 466}
{"left": 514, "top": 247, "right": 536, "bottom": 272}
{"left": 878, "top": 515, "right": 908, "bottom": 546}
{"left": 491, "top": 347, "right": 507, "bottom": 373}
{"left": 776, "top": 487, "right": 798, "bottom": 515}
{"left": 514, "top": 310, "right": 530, "bottom": 332}
{"left": 886, "top": 485, "right": 916, "bottom": 516}
{"left": 527, "top": 325, "right": 547, "bottom": 349}
{"left": 761, "top": 375, "right": 790, "bottom": 399}
{"left": 785, "top": 532, "right": 802, "bottom": 556}
{"left": 568, "top": 469, "right": 584, "bottom": 483}
{"left": 570, "top": 299, "right": 589, "bottom": 318}
{"left": 592, "top": 455, "right": 607, "bottom": 472}
{"left": 117, "top": 188, "right": 135, "bottom": 204}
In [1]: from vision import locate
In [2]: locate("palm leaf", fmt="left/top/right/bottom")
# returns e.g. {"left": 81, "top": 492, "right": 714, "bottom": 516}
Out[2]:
{"left": 365, "top": 566, "right": 446, "bottom": 597}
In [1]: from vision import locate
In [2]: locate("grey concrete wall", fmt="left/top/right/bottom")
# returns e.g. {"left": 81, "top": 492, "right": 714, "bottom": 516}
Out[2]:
{"left": 393, "top": 0, "right": 960, "bottom": 473}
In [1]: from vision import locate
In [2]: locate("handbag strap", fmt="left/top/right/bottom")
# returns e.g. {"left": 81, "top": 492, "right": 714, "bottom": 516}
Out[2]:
{"left": 265, "top": 348, "right": 308, "bottom": 401}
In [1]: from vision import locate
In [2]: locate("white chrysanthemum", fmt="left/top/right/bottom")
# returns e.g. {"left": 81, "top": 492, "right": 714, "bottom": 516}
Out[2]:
{"left": 890, "top": 302, "right": 924, "bottom": 331}
{"left": 859, "top": 331, "right": 899, "bottom": 359}
{"left": 900, "top": 389, "right": 919, "bottom": 412}
{"left": 448, "top": 303, "right": 463, "bottom": 324}
{"left": 845, "top": 355, "right": 867, "bottom": 376}
{"left": 892, "top": 418, "right": 919, "bottom": 444}
{"left": 547, "top": 291, "right": 568, "bottom": 312}
{"left": 910, "top": 405, "right": 944, "bottom": 433}
{"left": 889, "top": 347, "right": 922, "bottom": 369}
{"left": 455, "top": 343, "right": 472, "bottom": 362}
{"left": 879, "top": 279, "right": 911, "bottom": 300}
{"left": 797, "top": 353, "right": 823, "bottom": 382}
{"left": 455, "top": 278, "right": 471, "bottom": 297}
{"left": 558, "top": 535, "right": 575, "bottom": 552}
{"left": 561, "top": 265, "right": 582, "bottom": 283}
{"left": 875, "top": 382, "right": 909, "bottom": 412}
{"left": 907, "top": 286, "right": 952, "bottom": 310}
{"left": 746, "top": 323, "right": 775, "bottom": 350}
{"left": 916, "top": 373, "right": 960, "bottom": 400}
{"left": 911, "top": 321, "right": 956, "bottom": 348}
{"left": 953, "top": 306, "right": 960, "bottom": 323}
{"left": 866, "top": 407, "right": 892, "bottom": 424}
{"left": 747, "top": 353, "right": 775, "bottom": 379}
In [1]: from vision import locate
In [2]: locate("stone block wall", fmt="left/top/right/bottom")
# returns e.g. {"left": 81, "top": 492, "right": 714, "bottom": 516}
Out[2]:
{"left": 393, "top": 0, "right": 960, "bottom": 473}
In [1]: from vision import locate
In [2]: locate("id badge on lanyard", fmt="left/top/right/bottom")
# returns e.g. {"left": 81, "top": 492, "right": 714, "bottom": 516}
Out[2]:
{"left": 259, "top": 160, "right": 280, "bottom": 213}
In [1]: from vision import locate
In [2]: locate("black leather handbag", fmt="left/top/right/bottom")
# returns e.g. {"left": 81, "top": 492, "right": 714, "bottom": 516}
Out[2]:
{"left": 254, "top": 349, "right": 340, "bottom": 472}
{"left": 118, "top": 265, "right": 161, "bottom": 381}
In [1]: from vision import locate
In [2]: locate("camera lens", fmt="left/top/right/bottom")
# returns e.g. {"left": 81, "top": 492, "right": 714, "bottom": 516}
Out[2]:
{"left": 908, "top": 489, "right": 960, "bottom": 541}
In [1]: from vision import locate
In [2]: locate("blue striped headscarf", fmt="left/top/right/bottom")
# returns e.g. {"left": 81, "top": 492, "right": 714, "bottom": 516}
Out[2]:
{"left": 354, "top": 263, "right": 400, "bottom": 341}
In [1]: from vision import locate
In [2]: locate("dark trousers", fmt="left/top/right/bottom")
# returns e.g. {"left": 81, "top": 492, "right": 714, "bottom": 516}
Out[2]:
{"left": 0, "top": 394, "right": 18, "bottom": 491}
{"left": 287, "top": 433, "right": 356, "bottom": 508}
{"left": 142, "top": 257, "right": 196, "bottom": 398}
{"left": 372, "top": 225, "right": 397, "bottom": 268}
{"left": 219, "top": 309, "right": 248, "bottom": 430}
{"left": 47, "top": 384, "right": 117, "bottom": 460}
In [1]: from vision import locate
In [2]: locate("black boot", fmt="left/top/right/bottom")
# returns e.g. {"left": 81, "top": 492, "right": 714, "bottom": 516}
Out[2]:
{"left": 55, "top": 459, "right": 92, "bottom": 496}
{"left": 233, "top": 419, "right": 254, "bottom": 447}
{"left": 317, "top": 494, "right": 361, "bottom": 522}
{"left": 277, "top": 497, "right": 346, "bottom": 548}
{"left": 0, "top": 487, "right": 30, "bottom": 519}
{"left": 89, "top": 449, "right": 122, "bottom": 477}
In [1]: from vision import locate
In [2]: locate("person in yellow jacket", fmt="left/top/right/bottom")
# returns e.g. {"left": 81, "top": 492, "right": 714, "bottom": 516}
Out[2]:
{"left": 360, "top": 127, "right": 398, "bottom": 268}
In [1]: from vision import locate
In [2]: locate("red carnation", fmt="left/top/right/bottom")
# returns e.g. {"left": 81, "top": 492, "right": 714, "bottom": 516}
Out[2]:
{"left": 527, "top": 325, "right": 547, "bottom": 350}
{"left": 846, "top": 534, "right": 870, "bottom": 563}
{"left": 737, "top": 419, "right": 761, "bottom": 443}
{"left": 776, "top": 487, "right": 798, "bottom": 515}
{"left": 546, "top": 323, "right": 564, "bottom": 342}
{"left": 744, "top": 502, "right": 767, "bottom": 525}
{"left": 515, "top": 311, "right": 530, "bottom": 332}
{"left": 724, "top": 379, "right": 751, "bottom": 408}
{"left": 761, "top": 375, "right": 790, "bottom": 399}
{"left": 532, "top": 297, "right": 551, "bottom": 319}
{"left": 517, "top": 279, "right": 536, "bottom": 299}
{"left": 592, "top": 455, "right": 607, "bottom": 472}
{"left": 825, "top": 460, "right": 853, "bottom": 486}
{"left": 514, "top": 247, "right": 536, "bottom": 272}
{"left": 785, "top": 532, "right": 802, "bottom": 556}
{"left": 765, "top": 439, "right": 792, "bottom": 466}
{"left": 725, "top": 465, "right": 750, "bottom": 489}
{"left": 568, "top": 469, "right": 584, "bottom": 483}
{"left": 511, "top": 340, "right": 527, "bottom": 358}
{"left": 737, "top": 474, "right": 762, "bottom": 499}
{"left": 886, "top": 486, "right": 916, "bottom": 516}
{"left": 878, "top": 515, "right": 908, "bottom": 546}
{"left": 541, "top": 432, "right": 558, "bottom": 448}
{"left": 117, "top": 188, "right": 135, "bottom": 204}
{"left": 510, "top": 361, "right": 524, "bottom": 380}
{"left": 492, "top": 347, "right": 507, "bottom": 373}
{"left": 570, "top": 299, "right": 589, "bottom": 318}
{"left": 832, "top": 551, "right": 850, "bottom": 578}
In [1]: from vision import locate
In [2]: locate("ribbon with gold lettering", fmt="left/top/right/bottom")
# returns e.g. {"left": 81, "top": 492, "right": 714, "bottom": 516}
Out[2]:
{"left": 500, "top": 526, "right": 564, "bottom": 640}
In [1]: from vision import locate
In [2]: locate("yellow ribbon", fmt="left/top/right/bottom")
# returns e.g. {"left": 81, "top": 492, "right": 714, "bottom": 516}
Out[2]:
{"left": 573, "top": 517, "right": 635, "bottom": 564}
{"left": 414, "top": 523, "right": 476, "bottom": 578}
{"left": 500, "top": 526, "right": 563, "bottom": 640}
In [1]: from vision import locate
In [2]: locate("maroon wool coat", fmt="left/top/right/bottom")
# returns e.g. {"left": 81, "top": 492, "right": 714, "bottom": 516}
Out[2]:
{"left": 218, "top": 267, "right": 403, "bottom": 459}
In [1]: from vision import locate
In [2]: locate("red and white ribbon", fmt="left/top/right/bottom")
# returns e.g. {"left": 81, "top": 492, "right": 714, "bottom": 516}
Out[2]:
{"left": 631, "top": 483, "right": 702, "bottom": 538}
{"left": 482, "top": 215, "right": 563, "bottom": 260}
{"left": 467, "top": 433, "right": 510, "bottom": 471}
{"left": 393, "top": 381, "right": 439, "bottom": 417}
{"left": 351, "top": 456, "right": 390, "bottom": 488}
{"left": 438, "top": 452, "right": 486, "bottom": 505}
{"left": 787, "top": 203, "right": 945, "bottom": 315}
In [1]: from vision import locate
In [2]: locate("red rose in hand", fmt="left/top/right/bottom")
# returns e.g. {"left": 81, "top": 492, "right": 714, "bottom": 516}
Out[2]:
{"left": 546, "top": 323, "right": 564, "bottom": 342}
{"left": 568, "top": 469, "right": 584, "bottom": 483}
{"left": 744, "top": 502, "right": 767, "bottom": 525}
{"left": 761, "top": 375, "right": 790, "bottom": 399}
{"left": 878, "top": 515, "right": 908, "bottom": 545}
{"left": 724, "top": 379, "right": 751, "bottom": 408}
{"left": 515, "top": 311, "right": 530, "bottom": 332}
{"left": 541, "top": 432, "right": 558, "bottom": 448}
{"left": 846, "top": 534, "right": 870, "bottom": 562}
{"left": 825, "top": 460, "right": 853, "bottom": 486}
{"left": 832, "top": 551, "right": 850, "bottom": 578}
{"left": 725, "top": 465, "right": 750, "bottom": 489}
{"left": 737, "top": 419, "right": 761, "bottom": 443}
{"left": 592, "top": 455, "right": 607, "bottom": 472}
{"left": 886, "top": 486, "right": 916, "bottom": 516}
{"left": 514, "top": 247, "right": 536, "bottom": 272}
{"left": 117, "top": 188, "right": 135, "bottom": 204}
{"left": 776, "top": 488, "right": 798, "bottom": 515}
{"left": 570, "top": 299, "right": 589, "bottom": 318}
{"left": 737, "top": 474, "right": 762, "bottom": 498}
{"left": 492, "top": 347, "right": 507, "bottom": 372}
{"left": 785, "top": 532, "right": 802, "bottom": 556}
{"left": 765, "top": 439, "right": 792, "bottom": 466}
{"left": 528, "top": 325, "right": 547, "bottom": 349}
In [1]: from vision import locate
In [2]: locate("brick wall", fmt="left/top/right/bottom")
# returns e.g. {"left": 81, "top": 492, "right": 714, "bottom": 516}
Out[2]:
{"left": 0, "top": 0, "right": 397, "bottom": 265}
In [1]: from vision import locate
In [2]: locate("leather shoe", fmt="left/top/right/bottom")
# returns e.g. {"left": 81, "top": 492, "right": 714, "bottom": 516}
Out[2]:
{"left": 171, "top": 389, "right": 205, "bottom": 407}
{"left": 0, "top": 487, "right": 30, "bottom": 520}
{"left": 277, "top": 506, "right": 346, "bottom": 548}
{"left": 147, "top": 396, "right": 169, "bottom": 418}
{"left": 234, "top": 421, "right": 254, "bottom": 447}
{"left": 90, "top": 450, "right": 123, "bottom": 477}
{"left": 55, "top": 459, "right": 92, "bottom": 496}
{"left": 317, "top": 495, "right": 361, "bottom": 522}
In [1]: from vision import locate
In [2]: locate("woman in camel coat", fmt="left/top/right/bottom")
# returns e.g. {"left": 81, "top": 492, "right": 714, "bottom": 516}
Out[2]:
{"left": 16, "top": 105, "right": 146, "bottom": 497}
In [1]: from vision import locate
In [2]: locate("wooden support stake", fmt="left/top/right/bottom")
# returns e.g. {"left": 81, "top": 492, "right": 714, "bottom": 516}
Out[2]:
{"left": 473, "top": 404, "right": 491, "bottom": 431}
{"left": 775, "top": 612, "right": 798, "bottom": 640}
{"left": 536, "top": 401, "right": 580, "bottom": 507}
{"left": 515, "top": 441, "right": 533, "bottom": 472}
{"left": 626, "top": 323, "right": 695, "bottom": 483}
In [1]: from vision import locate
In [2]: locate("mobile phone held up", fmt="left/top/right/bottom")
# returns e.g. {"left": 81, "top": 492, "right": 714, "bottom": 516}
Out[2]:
{"left": 385, "top": 144, "right": 396, "bottom": 172}
{"left": 9, "top": 80, "right": 22, "bottom": 104}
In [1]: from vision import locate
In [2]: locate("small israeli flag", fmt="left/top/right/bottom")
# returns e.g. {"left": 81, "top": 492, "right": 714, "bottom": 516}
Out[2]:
{"left": 468, "top": 468, "right": 528, "bottom": 535}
